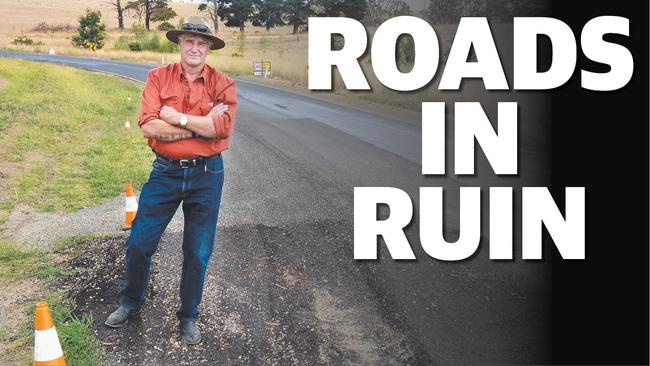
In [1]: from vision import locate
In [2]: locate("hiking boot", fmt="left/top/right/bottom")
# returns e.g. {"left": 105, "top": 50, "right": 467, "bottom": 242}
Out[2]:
{"left": 104, "top": 305, "right": 141, "bottom": 328}
{"left": 180, "top": 320, "right": 201, "bottom": 345}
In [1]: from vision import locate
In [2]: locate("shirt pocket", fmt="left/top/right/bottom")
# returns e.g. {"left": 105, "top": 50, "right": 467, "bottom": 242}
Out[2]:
{"left": 160, "top": 91, "right": 180, "bottom": 110}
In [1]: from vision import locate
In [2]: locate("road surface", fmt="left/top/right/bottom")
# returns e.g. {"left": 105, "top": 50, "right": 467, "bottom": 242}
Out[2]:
{"left": 1, "top": 51, "right": 552, "bottom": 365}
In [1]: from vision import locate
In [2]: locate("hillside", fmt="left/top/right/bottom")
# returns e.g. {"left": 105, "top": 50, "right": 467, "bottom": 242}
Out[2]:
{"left": 0, "top": 0, "right": 204, "bottom": 31}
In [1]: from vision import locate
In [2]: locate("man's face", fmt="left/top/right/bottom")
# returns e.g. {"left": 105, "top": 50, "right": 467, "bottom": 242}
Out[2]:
{"left": 179, "top": 34, "right": 211, "bottom": 67}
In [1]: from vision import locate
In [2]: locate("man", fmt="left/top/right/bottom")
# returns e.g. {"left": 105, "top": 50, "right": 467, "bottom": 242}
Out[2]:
{"left": 104, "top": 15, "right": 237, "bottom": 345}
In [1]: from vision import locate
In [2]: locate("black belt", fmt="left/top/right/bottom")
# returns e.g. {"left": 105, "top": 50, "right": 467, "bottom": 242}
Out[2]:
{"left": 156, "top": 153, "right": 220, "bottom": 168}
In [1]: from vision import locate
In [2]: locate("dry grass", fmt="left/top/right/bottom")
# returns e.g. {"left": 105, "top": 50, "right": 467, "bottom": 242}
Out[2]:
{"left": 0, "top": 0, "right": 312, "bottom": 85}
{"left": 0, "top": 0, "right": 500, "bottom": 111}
{"left": 0, "top": 27, "right": 311, "bottom": 82}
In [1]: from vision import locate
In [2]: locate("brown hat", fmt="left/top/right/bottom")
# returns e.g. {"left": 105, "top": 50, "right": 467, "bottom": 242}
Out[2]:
{"left": 166, "top": 15, "right": 225, "bottom": 50}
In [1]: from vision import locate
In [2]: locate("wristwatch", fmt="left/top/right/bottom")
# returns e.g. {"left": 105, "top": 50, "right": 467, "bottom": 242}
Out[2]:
{"left": 179, "top": 114, "right": 188, "bottom": 128}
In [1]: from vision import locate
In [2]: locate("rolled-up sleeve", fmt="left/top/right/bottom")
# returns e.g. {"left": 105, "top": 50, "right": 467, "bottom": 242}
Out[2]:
{"left": 211, "top": 79, "right": 237, "bottom": 139}
{"left": 138, "top": 70, "right": 161, "bottom": 127}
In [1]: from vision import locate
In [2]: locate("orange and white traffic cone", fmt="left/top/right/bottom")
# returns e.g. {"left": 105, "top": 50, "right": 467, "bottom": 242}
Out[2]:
{"left": 124, "top": 117, "right": 131, "bottom": 129}
{"left": 122, "top": 183, "right": 138, "bottom": 230}
{"left": 33, "top": 302, "right": 66, "bottom": 366}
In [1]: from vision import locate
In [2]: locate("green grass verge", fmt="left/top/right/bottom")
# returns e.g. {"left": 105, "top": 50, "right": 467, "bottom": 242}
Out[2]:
{"left": 1, "top": 290, "right": 104, "bottom": 366}
{"left": 0, "top": 239, "right": 105, "bottom": 365}
{"left": 0, "top": 58, "right": 153, "bottom": 365}
{"left": 0, "top": 239, "right": 71, "bottom": 286}
{"left": 40, "top": 291, "right": 104, "bottom": 366}
{"left": 0, "top": 57, "right": 152, "bottom": 222}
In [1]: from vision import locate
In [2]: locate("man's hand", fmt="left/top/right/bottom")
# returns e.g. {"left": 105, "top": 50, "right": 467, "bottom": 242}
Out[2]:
{"left": 154, "top": 103, "right": 230, "bottom": 139}
{"left": 208, "top": 103, "right": 229, "bottom": 117}
{"left": 160, "top": 105, "right": 182, "bottom": 126}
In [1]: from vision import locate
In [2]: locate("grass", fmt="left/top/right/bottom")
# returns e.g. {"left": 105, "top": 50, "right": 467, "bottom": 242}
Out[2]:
{"left": 0, "top": 58, "right": 151, "bottom": 223}
{"left": 0, "top": 240, "right": 70, "bottom": 286}
{"left": 0, "top": 235, "right": 107, "bottom": 365}
{"left": 1, "top": 23, "right": 469, "bottom": 113}
{"left": 39, "top": 291, "right": 104, "bottom": 366}
{"left": 55, "top": 233, "right": 110, "bottom": 260}
{"left": 1, "top": 290, "right": 104, "bottom": 366}
{"left": 0, "top": 238, "right": 104, "bottom": 365}
{"left": 0, "top": 0, "right": 494, "bottom": 113}
{"left": 0, "top": 58, "right": 151, "bottom": 365}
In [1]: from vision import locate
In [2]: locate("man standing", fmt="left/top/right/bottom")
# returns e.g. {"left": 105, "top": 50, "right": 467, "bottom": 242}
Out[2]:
{"left": 105, "top": 15, "right": 237, "bottom": 345}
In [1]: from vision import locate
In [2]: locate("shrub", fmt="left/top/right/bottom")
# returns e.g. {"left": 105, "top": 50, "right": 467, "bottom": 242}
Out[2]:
{"left": 132, "top": 24, "right": 147, "bottom": 41}
{"left": 157, "top": 40, "right": 178, "bottom": 53}
{"left": 114, "top": 35, "right": 130, "bottom": 50}
{"left": 128, "top": 41, "right": 142, "bottom": 51}
{"left": 71, "top": 9, "right": 106, "bottom": 49}
{"left": 115, "top": 25, "right": 178, "bottom": 53}
{"left": 157, "top": 21, "right": 175, "bottom": 31}
{"left": 31, "top": 22, "right": 75, "bottom": 33}
{"left": 146, "top": 33, "right": 161, "bottom": 50}
{"left": 11, "top": 34, "right": 43, "bottom": 46}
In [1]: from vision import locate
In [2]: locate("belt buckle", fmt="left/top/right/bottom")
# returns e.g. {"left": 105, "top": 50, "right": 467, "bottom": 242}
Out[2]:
{"left": 179, "top": 159, "right": 193, "bottom": 168}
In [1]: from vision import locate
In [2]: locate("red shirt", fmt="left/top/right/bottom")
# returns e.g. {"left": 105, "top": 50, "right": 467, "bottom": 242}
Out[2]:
{"left": 138, "top": 63, "right": 237, "bottom": 159}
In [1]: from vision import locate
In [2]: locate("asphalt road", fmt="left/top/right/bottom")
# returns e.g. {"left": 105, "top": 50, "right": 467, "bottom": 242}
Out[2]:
{"left": 1, "top": 51, "right": 553, "bottom": 365}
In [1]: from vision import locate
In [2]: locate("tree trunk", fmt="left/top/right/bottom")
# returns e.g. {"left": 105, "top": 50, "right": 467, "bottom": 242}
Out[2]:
{"left": 145, "top": 0, "right": 151, "bottom": 31}
{"left": 212, "top": 0, "right": 219, "bottom": 32}
{"left": 240, "top": 24, "right": 245, "bottom": 32}
{"left": 116, "top": 0, "right": 124, "bottom": 29}
{"left": 293, "top": 22, "right": 298, "bottom": 34}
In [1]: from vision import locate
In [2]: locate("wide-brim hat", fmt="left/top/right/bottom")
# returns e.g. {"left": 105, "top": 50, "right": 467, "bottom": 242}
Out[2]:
{"left": 166, "top": 15, "right": 225, "bottom": 50}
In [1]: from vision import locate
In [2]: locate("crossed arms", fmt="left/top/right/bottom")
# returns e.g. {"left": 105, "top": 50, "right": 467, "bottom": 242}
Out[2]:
{"left": 138, "top": 71, "right": 238, "bottom": 142}
{"left": 141, "top": 103, "right": 229, "bottom": 141}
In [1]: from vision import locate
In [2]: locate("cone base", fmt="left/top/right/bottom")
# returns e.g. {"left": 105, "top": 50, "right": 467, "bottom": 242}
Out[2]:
{"left": 34, "top": 354, "right": 66, "bottom": 365}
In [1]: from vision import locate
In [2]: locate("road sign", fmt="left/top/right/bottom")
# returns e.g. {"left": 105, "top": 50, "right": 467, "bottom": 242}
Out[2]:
{"left": 253, "top": 61, "right": 271, "bottom": 77}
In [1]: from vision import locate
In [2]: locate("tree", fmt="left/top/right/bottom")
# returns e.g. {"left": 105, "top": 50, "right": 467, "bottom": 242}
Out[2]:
{"left": 125, "top": 0, "right": 146, "bottom": 24}
{"left": 151, "top": 0, "right": 177, "bottom": 23}
{"left": 282, "top": 0, "right": 310, "bottom": 34}
{"left": 364, "top": 0, "right": 410, "bottom": 26}
{"left": 145, "top": 0, "right": 151, "bottom": 30}
{"left": 198, "top": 0, "right": 232, "bottom": 33}
{"left": 425, "top": 0, "right": 460, "bottom": 24}
{"left": 108, "top": 0, "right": 126, "bottom": 29}
{"left": 312, "top": 0, "right": 367, "bottom": 20}
{"left": 125, "top": 0, "right": 176, "bottom": 30}
{"left": 252, "top": 0, "right": 285, "bottom": 31}
{"left": 72, "top": 9, "right": 107, "bottom": 49}
{"left": 219, "top": 0, "right": 254, "bottom": 32}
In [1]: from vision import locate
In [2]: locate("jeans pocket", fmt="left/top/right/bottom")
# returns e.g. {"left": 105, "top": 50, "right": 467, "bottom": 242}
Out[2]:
{"left": 152, "top": 158, "right": 170, "bottom": 172}
{"left": 204, "top": 156, "right": 223, "bottom": 174}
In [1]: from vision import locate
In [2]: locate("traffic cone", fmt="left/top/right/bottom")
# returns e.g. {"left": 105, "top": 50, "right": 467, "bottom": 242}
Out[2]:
{"left": 33, "top": 302, "right": 66, "bottom": 366}
{"left": 122, "top": 184, "right": 138, "bottom": 230}
{"left": 124, "top": 117, "right": 131, "bottom": 129}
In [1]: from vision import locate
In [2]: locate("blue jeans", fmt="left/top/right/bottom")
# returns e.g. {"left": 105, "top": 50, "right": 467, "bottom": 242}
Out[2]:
{"left": 120, "top": 154, "right": 224, "bottom": 321}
